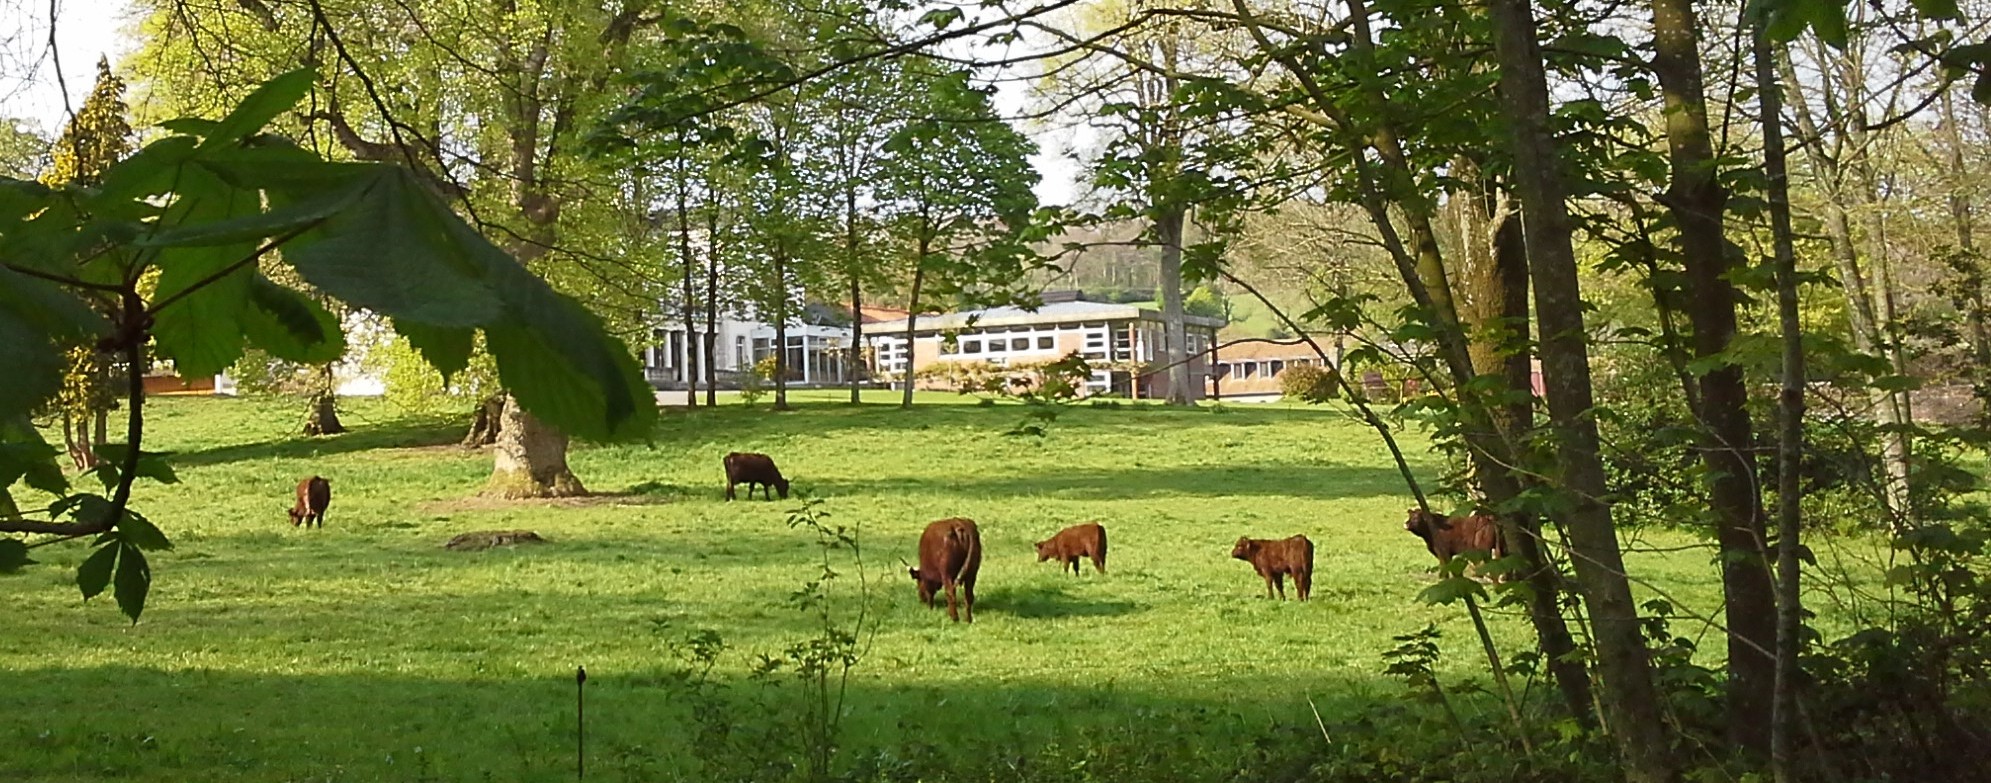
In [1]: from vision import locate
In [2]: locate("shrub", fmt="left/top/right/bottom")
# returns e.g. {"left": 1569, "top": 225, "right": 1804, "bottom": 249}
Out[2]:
{"left": 1280, "top": 364, "right": 1338, "bottom": 404}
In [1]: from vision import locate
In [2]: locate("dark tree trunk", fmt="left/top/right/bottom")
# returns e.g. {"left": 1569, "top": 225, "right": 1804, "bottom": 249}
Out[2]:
{"left": 486, "top": 394, "right": 586, "bottom": 498}
{"left": 1650, "top": 0, "right": 1775, "bottom": 752}
{"left": 848, "top": 184, "right": 866, "bottom": 404}
{"left": 303, "top": 393, "right": 346, "bottom": 436}
{"left": 772, "top": 244, "right": 791, "bottom": 412}
{"left": 462, "top": 394, "right": 506, "bottom": 447}
{"left": 1487, "top": 0, "right": 1678, "bottom": 777}
{"left": 1752, "top": 23, "right": 1807, "bottom": 782}
{"left": 705, "top": 204, "right": 721, "bottom": 407}
{"left": 677, "top": 171, "right": 699, "bottom": 407}
{"left": 1157, "top": 205, "right": 1193, "bottom": 405}
{"left": 900, "top": 252, "right": 928, "bottom": 411}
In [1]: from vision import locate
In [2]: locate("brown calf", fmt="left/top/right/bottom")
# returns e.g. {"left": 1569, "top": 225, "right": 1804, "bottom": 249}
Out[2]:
{"left": 909, "top": 517, "right": 982, "bottom": 622}
{"left": 1034, "top": 522, "right": 1108, "bottom": 576}
{"left": 1403, "top": 507, "right": 1503, "bottom": 576}
{"left": 722, "top": 452, "right": 789, "bottom": 501}
{"left": 287, "top": 476, "right": 331, "bottom": 528}
{"left": 1231, "top": 535, "right": 1313, "bottom": 601}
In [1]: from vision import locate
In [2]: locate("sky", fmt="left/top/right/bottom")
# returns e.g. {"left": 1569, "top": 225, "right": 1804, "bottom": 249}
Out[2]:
{"left": 0, "top": 0, "right": 1082, "bottom": 204}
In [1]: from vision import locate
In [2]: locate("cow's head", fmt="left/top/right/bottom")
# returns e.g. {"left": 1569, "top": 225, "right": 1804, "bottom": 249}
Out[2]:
{"left": 1230, "top": 537, "right": 1258, "bottom": 561}
{"left": 1404, "top": 507, "right": 1446, "bottom": 541}
{"left": 287, "top": 507, "right": 304, "bottom": 526}
{"left": 1033, "top": 538, "right": 1055, "bottom": 561}
{"left": 775, "top": 476, "right": 791, "bottom": 499}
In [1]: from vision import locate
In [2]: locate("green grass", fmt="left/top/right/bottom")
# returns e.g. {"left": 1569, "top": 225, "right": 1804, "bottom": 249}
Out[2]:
{"left": 0, "top": 395, "right": 1882, "bottom": 781}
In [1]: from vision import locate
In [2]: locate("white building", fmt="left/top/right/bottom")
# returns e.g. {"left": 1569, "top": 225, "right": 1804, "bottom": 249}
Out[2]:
{"left": 643, "top": 303, "right": 858, "bottom": 390}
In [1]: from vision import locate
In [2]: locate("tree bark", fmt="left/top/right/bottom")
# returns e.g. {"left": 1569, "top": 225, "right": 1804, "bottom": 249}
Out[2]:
{"left": 847, "top": 168, "right": 867, "bottom": 404}
{"left": 1780, "top": 56, "right": 1913, "bottom": 526}
{"left": 303, "top": 364, "right": 346, "bottom": 436}
{"left": 1752, "top": 24, "right": 1807, "bottom": 783}
{"left": 1487, "top": 0, "right": 1678, "bottom": 777}
{"left": 1456, "top": 178, "right": 1594, "bottom": 726}
{"left": 486, "top": 394, "right": 586, "bottom": 498}
{"left": 1650, "top": 0, "right": 1776, "bottom": 752}
{"left": 901, "top": 246, "right": 928, "bottom": 410}
{"left": 706, "top": 202, "right": 721, "bottom": 407}
{"left": 1157, "top": 204, "right": 1193, "bottom": 405}
{"left": 772, "top": 243, "right": 792, "bottom": 411}
{"left": 677, "top": 170, "right": 699, "bottom": 407}
{"left": 463, "top": 394, "right": 505, "bottom": 447}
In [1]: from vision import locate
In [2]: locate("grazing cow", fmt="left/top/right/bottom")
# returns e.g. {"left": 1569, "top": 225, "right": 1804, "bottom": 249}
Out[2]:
{"left": 1231, "top": 535, "right": 1313, "bottom": 601}
{"left": 909, "top": 517, "right": 982, "bottom": 622}
{"left": 1403, "top": 507, "right": 1503, "bottom": 577}
{"left": 1034, "top": 522, "right": 1108, "bottom": 576}
{"left": 287, "top": 476, "right": 331, "bottom": 528}
{"left": 722, "top": 452, "right": 789, "bottom": 501}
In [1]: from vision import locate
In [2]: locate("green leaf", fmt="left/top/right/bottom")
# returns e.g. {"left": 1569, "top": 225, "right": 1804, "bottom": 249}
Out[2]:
{"left": 135, "top": 174, "right": 366, "bottom": 248}
{"left": 76, "top": 542, "right": 116, "bottom": 600}
{"left": 281, "top": 168, "right": 503, "bottom": 327}
{"left": 158, "top": 117, "right": 220, "bottom": 136}
{"left": 198, "top": 68, "right": 314, "bottom": 150}
{"left": 92, "top": 445, "right": 179, "bottom": 486}
{"left": 149, "top": 166, "right": 261, "bottom": 378}
{"left": 118, "top": 511, "right": 173, "bottom": 552}
{"left": 0, "top": 306, "right": 65, "bottom": 419}
{"left": 393, "top": 321, "right": 475, "bottom": 381}
{"left": 113, "top": 542, "right": 151, "bottom": 622}
{"left": 0, "top": 538, "right": 32, "bottom": 573}
{"left": 1910, "top": 0, "right": 1960, "bottom": 20}
{"left": 241, "top": 277, "right": 345, "bottom": 364}
{"left": 0, "top": 417, "right": 67, "bottom": 495}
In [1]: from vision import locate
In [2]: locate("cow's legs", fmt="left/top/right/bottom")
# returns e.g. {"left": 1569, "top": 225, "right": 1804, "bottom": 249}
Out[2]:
{"left": 1261, "top": 571, "right": 1275, "bottom": 599}
{"left": 1273, "top": 572, "right": 1286, "bottom": 600}
{"left": 725, "top": 482, "right": 737, "bottom": 501}
{"left": 961, "top": 576, "right": 975, "bottom": 623}
{"left": 1067, "top": 557, "right": 1080, "bottom": 576}
{"left": 1091, "top": 552, "right": 1106, "bottom": 574}
{"left": 943, "top": 579, "right": 960, "bottom": 622}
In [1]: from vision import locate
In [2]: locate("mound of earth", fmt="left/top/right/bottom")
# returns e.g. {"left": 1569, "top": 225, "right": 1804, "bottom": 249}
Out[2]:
{"left": 443, "top": 530, "right": 548, "bottom": 551}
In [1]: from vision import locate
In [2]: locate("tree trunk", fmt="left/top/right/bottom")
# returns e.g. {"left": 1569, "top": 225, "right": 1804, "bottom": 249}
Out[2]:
{"left": 91, "top": 407, "right": 108, "bottom": 453}
{"left": 486, "top": 394, "right": 586, "bottom": 498}
{"left": 462, "top": 394, "right": 506, "bottom": 447}
{"left": 848, "top": 184, "right": 866, "bottom": 404}
{"left": 1940, "top": 90, "right": 1991, "bottom": 414}
{"left": 1650, "top": 0, "right": 1775, "bottom": 752}
{"left": 1487, "top": 0, "right": 1678, "bottom": 777}
{"left": 1752, "top": 24, "right": 1807, "bottom": 783}
{"left": 706, "top": 203, "right": 721, "bottom": 407}
{"left": 1457, "top": 178, "right": 1594, "bottom": 726}
{"left": 1780, "top": 57, "right": 1914, "bottom": 526}
{"left": 1157, "top": 205, "right": 1193, "bottom": 405}
{"left": 773, "top": 243, "right": 791, "bottom": 412}
{"left": 901, "top": 252, "right": 928, "bottom": 410}
{"left": 678, "top": 173, "right": 699, "bottom": 407}
{"left": 303, "top": 364, "right": 347, "bottom": 436}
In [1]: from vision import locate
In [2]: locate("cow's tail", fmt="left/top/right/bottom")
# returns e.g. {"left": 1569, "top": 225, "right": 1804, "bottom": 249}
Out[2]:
{"left": 950, "top": 526, "right": 981, "bottom": 581}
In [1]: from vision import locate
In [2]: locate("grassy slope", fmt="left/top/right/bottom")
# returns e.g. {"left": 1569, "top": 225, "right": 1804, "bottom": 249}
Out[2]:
{"left": 0, "top": 393, "right": 1866, "bottom": 781}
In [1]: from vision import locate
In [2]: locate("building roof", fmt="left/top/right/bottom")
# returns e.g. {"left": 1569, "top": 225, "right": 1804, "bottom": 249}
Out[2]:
{"left": 868, "top": 300, "right": 1226, "bottom": 333}
{"left": 1215, "top": 339, "right": 1327, "bottom": 362}
{"left": 855, "top": 305, "right": 910, "bottom": 323}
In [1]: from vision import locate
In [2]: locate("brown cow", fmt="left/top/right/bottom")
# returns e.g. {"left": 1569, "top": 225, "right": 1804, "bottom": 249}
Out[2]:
{"left": 1034, "top": 522, "right": 1108, "bottom": 576}
{"left": 287, "top": 476, "right": 330, "bottom": 528}
{"left": 1231, "top": 535, "right": 1313, "bottom": 601}
{"left": 1403, "top": 507, "right": 1503, "bottom": 576}
{"left": 909, "top": 517, "right": 982, "bottom": 622}
{"left": 722, "top": 452, "right": 789, "bottom": 501}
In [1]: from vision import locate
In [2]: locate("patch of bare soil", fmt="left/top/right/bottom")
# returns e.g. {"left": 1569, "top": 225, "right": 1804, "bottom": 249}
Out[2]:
{"left": 443, "top": 529, "right": 549, "bottom": 551}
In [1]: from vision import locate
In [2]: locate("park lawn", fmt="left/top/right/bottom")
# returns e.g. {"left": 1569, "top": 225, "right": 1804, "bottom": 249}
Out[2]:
{"left": 0, "top": 394, "right": 1875, "bottom": 782}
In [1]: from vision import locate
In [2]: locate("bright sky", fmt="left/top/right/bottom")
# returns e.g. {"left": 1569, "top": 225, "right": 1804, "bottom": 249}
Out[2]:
{"left": 0, "top": 1, "right": 1078, "bottom": 203}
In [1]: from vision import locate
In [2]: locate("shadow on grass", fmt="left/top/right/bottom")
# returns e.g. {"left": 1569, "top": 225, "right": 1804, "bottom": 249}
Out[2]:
{"left": 973, "top": 583, "right": 1142, "bottom": 619}
{"left": 802, "top": 463, "right": 1411, "bottom": 500}
{"left": 0, "top": 664, "right": 1395, "bottom": 782}
{"left": 170, "top": 415, "right": 467, "bottom": 468}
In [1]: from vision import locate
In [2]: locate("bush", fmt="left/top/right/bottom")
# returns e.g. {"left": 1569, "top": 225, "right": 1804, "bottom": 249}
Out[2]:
{"left": 1280, "top": 364, "right": 1338, "bottom": 404}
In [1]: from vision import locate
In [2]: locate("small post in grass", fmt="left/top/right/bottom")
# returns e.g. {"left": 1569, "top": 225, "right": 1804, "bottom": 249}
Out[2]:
{"left": 576, "top": 665, "right": 587, "bottom": 780}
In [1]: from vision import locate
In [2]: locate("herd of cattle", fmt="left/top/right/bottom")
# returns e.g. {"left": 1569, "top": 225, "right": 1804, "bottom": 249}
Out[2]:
{"left": 279, "top": 453, "right": 1505, "bottom": 624}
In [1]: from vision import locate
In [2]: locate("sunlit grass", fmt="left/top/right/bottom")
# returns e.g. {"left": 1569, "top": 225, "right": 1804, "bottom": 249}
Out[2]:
{"left": 0, "top": 393, "right": 1864, "bottom": 781}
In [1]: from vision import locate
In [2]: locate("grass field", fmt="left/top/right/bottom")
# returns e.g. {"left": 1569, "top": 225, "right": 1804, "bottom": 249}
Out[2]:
{"left": 1, "top": 393, "right": 1854, "bottom": 781}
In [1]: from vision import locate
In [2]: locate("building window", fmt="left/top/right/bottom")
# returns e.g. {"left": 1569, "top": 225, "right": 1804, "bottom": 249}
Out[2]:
{"left": 1010, "top": 337, "right": 1029, "bottom": 351}
{"left": 963, "top": 340, "right": 982, "bottom": 354}
{"left": 1037, "top": 336, "right": 1054, "bottom": 350}
{"left": 1270, "top": 360, "right": 1285, "bottom": 375}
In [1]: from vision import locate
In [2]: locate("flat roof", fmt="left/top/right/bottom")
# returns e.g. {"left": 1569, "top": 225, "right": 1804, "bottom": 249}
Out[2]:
{"left": 867, "top": 300, "right": 1226, "bottom": 333}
